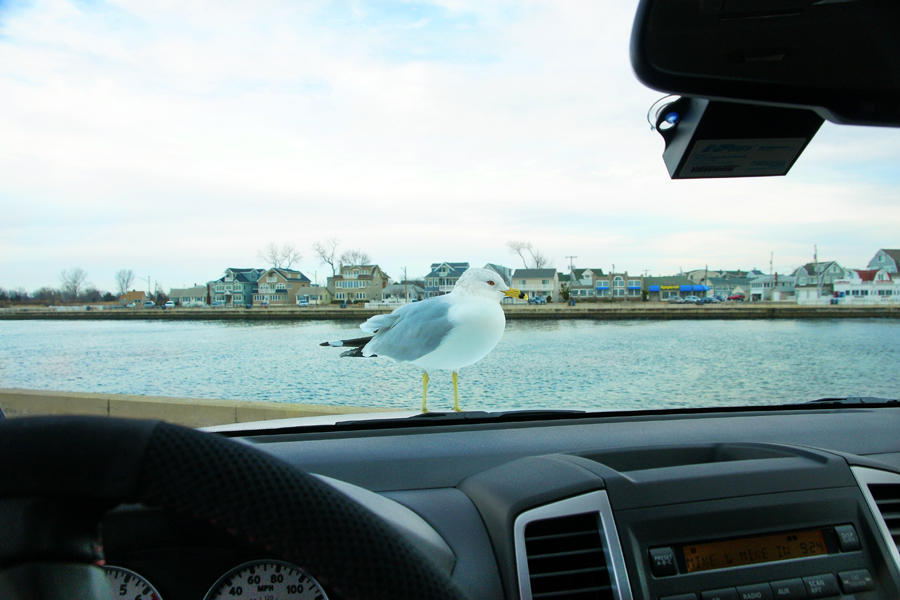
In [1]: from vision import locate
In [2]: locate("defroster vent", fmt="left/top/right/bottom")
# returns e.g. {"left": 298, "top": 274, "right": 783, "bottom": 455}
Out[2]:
{"left": 868, "top": 483, "right": 900, "bottom": 551}
{"left": 523, "top": 511, "right": 613, "bottom": 600}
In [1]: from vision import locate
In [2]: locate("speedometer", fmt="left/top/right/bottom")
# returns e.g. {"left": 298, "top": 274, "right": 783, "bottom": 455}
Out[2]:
{"left": 104, "top": 565, "right": 163, "bottom": 600}
{"left": 203, "top": 560, "right": 329, "bottom": 600}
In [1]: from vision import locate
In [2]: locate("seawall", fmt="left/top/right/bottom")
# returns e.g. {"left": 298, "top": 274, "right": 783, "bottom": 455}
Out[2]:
{"left": 0, "top": 388, "right": 395, "bottom": 428}
{"left": 1, "top": 303, "right": 897, "bottom": 321}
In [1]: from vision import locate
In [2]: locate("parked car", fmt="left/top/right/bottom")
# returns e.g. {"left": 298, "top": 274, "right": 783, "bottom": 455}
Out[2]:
{"left": 667, "top": 296, "right": 685, "bottom": 304}
{"left": 162, "top": 300, "right": 175, "bottom": 309}
{"left": 683, "top": 295, "right": 702, "bottom": 304}
{"left": 528, "top": 296, "right": 546, "bottom": 305}
{"left": 143, "top": 301, "right": 155, "bottom": 308}
{"left": 728, "top": 294, "right": 746, "bottom": 301}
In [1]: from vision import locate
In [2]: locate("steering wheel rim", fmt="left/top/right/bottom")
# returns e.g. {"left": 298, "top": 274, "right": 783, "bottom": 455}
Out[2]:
{"left": 0, "top": 416, "right": 468, "bottom": 600}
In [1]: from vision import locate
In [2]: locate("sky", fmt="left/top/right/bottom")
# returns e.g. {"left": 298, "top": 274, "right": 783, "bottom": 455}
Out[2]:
{"left": 1, "top": 0, "right": 898, "bottom": 294}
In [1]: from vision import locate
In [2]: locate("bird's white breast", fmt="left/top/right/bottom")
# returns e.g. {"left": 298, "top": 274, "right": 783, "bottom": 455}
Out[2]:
{"left": 411, "top": 298, "right": 505, "bottom": 371}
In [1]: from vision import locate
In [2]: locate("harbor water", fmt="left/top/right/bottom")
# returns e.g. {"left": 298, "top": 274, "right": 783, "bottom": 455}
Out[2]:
{"left": 1, "top": 319, "right": 898, "bottom": 412}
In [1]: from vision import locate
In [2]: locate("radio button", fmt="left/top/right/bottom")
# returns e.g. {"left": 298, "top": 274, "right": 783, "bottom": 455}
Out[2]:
{"left": 833, "top": 524, "right": 860, "bottom": 551}
{"left": 649, "top": 547, "right": 678, "bottom": 576}
{"left": 838, "top": 569, "right": 875, "bottom": 593}
{"left": 701, "top": 588, "right": 738, "bottom": 600}
{"left": 736, "top": 583, "right": 773, "bottom": 600}
{"left": 802, "top": 574, "right": 839, "bottom": 598}
{"left": 769, "top": 578, "right": 806, "bottom": 599}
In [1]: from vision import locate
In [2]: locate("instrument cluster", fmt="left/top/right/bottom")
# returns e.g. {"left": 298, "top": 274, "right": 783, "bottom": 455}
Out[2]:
{"left": 103, "top": 559, "right": 329, "bottom": 600}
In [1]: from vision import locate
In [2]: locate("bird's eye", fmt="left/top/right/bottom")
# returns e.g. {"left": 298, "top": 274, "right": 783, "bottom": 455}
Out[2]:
{"left": 487, "top": 280, "right": 495, "bottom": 286}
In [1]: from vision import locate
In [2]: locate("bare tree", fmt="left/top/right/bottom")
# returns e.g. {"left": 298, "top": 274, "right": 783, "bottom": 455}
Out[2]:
{"left": 339, "top": 249, "right": 371, "bottom": 267}
{"left": 507, "top": 241, "right": 551, "bottom": 269}
{"left": 507, "top": 240, "right": 531, "bottom": 268}
{"left": 59, "top": 268, "right": 88, "bottom": 301}
{"left": 529, "top": 247, "right": 551, "bottom": 269}
{"left": 259, "top": 242, "right": 302, "bottom": 269}
{"left": 312, "top": 238, "right": 340, "bottom": 277}
{"left": 115, "top": 269, "right": 135, "bottom": 295}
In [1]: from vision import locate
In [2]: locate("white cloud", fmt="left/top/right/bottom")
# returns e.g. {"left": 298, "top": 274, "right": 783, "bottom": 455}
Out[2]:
{"left": 0, "top": 0, "right": 897, "bottom": 292}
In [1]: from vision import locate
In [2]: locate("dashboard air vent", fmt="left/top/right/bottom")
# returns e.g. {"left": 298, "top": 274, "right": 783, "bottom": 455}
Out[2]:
{"left": 868, "top": 483, "right": 900, "bottom": 550}
{"left": 523, "top": 511, "right": 613, "bottom": 600}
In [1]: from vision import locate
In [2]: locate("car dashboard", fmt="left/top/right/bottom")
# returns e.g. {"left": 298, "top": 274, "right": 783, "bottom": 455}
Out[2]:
{"left": 95, "top": 405, "right": 900, "bottom": 600}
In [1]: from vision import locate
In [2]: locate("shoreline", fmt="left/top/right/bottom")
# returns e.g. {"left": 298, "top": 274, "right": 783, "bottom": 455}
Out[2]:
{"left": 1, "top": 303, "right": 897, "bottom": 321}
{"left": 0, "top": 388, "right": 395, "bottom": 428}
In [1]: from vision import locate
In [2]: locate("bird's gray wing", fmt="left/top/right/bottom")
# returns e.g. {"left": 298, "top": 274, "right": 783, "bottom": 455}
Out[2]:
{"left": 363, "top": 296, "right": 455, "bottom": 362}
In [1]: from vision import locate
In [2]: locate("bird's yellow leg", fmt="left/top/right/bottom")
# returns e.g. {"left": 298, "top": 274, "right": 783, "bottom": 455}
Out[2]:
{"left": 453, "top": 371, "right": 460, "bottom": 412}
{"left": 421, "top": 371, "right": 429, "bottom": 413}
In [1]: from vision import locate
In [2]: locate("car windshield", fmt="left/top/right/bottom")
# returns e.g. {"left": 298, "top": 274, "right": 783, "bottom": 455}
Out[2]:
{"left": 0, "top": 1, "right": 898, "bottom": 426}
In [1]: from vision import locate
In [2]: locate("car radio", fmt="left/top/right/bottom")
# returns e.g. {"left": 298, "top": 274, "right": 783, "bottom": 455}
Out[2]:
{"left": 591, "top": 444, "right": 900, "bottom": 600}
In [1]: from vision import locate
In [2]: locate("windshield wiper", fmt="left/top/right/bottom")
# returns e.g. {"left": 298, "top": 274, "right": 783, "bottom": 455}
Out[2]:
{"left": 806, "top": 396, "right": 899, "bottom": 405}
{"left": 340, "top": 409, "right": 586, "bottom": 428}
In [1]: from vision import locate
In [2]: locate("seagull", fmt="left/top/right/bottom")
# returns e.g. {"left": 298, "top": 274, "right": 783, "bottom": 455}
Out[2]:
{"left": 321, "top": 267, "right": 526, "bottom": 412}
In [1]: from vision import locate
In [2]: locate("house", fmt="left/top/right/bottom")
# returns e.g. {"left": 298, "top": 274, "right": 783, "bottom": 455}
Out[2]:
{"left": 118, "top": 290, "right": 148, "bottom": 306}
{"left": 254, "top": 268, "right": 311, "bottom": 306}
{"left": 382, "top": 283, "right": 425, "bottom": 303}
{"left": 327, "top": 264, "right": 389, "bottom": 304}
{"left": 594, "top": 271, "right": 644, "bottom": 300}
{"left": 644, "top": 275, "right": 695, "bottom": 301}
{"left": 706, "top": 276, "right": 752, "bottom": 299}
{"left": 168, "top": 285, "right": 208, "bottom": 307}
{"left": 209, "top": 268, "right": 265, "bottom": 306}
{"left": 566, "top": 268, "right": 605, "bottom": 299}
{"left": 749, "top": 274, "right": 794, "bottom": 302}
{"left": 867, "top": 249, "right": 900, "bottom": 273}
{"left": 793, "top": 261, "right": 851, "bottom": 304}
{"left": 424, "top": 262, "right": 469, "bottom": 297}
{"left": 298, "top": 285, "right": 331, "bottom": 306}
{"left": 833, "top": 269, "right": 899, "bottom": 304}
{"left": 511, "top": 269, "right": 560, "bottom": 302}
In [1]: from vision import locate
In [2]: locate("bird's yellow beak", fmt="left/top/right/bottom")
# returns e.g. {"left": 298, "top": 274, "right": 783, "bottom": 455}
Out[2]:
{"left": 504, "top": 288, "right": 527, "bottom": 300}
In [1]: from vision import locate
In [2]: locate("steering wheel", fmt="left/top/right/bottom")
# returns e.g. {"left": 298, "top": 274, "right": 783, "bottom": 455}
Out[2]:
{"left": 0, "top": 416, "right": 468, "bottom": 600}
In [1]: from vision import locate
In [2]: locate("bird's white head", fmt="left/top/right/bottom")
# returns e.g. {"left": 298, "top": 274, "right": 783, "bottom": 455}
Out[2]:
{"left": 453, "top": 268, "right": 526, "bottom": 302}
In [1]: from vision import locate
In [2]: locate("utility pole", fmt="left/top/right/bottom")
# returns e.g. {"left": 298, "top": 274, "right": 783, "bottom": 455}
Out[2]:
{"left": 814, "top": 244, "right": 821, "bottom": 300}
{"left": 565, "top": 255, "right": 577, "bottom": 273}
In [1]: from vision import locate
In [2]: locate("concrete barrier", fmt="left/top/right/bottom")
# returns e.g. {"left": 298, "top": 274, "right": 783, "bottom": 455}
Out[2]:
{"left": 0, "top": 388, "right": 394, "bottom": 428}
{"left": 1, "top": 303, "right": 897, "bottom": 321}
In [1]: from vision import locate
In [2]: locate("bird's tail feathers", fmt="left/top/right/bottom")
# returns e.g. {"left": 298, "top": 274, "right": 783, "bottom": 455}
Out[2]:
{"left": 321, "top": 335, "right": 377, "bottom": 358}
{"left": 319, "top": 335, "right": 373, "bottom": 348}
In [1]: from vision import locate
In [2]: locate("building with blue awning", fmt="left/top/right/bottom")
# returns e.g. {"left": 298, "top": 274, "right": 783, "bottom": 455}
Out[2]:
{"left": 643, "top": 275, "right": 697, "bottom": 301}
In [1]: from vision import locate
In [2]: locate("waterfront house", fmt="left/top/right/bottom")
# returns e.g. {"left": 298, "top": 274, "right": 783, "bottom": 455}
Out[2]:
{"left": 793, "top": 261, "right": 851, "bottom": 304}
{"left": 594, "top": 271, "right": 644, "bottom": 300}
{"left": 299, "top": 285, "right": 331, "bottom": 306}
{"left": 382, "top": 283, "right": 425, "bottom": 303}
{"left": 209, "top": 268, "right": 265, "bottom": 306}
{"left": 867, "top": 249, "right": 900, "bottom": 273}
{"left": 833, "top": 269, "right": 899, "bottom": 304}
{"left": 749, "top": 274, "right": 794, "bottom": 302}
{"left": 424, "top": 262, "right": 469, "bottom": 297}
{"left": 512, "top": 269, "right": 560, "bottom": 302}
{"left": 327, "top": 264, "right": 389, "bottom": 304}
{"left": 118, "top": 290, "right": 148, "bottom": 306}
{"left": 168, "top": 285, "right": 208, "bottom": 307}
{"left": 254, "top": 268, "right": 311, "bottom": 306}
{"left": 567, "top": 268, "right": 605, "bottom": 299}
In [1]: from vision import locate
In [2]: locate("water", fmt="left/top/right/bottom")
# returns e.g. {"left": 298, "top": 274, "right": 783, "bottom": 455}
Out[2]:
{"left": 1, "top": 319, "right": 898, "bottom": 412}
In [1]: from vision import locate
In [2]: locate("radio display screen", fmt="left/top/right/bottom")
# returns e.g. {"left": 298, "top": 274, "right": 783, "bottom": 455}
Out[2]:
{"left": 682, "top": 528, "right": 829, "bottom": 573}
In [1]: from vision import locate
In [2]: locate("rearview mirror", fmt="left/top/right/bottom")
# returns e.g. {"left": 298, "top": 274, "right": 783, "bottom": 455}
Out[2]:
{"left": 630, "top": 0, "right": 900, "bottom": 127}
